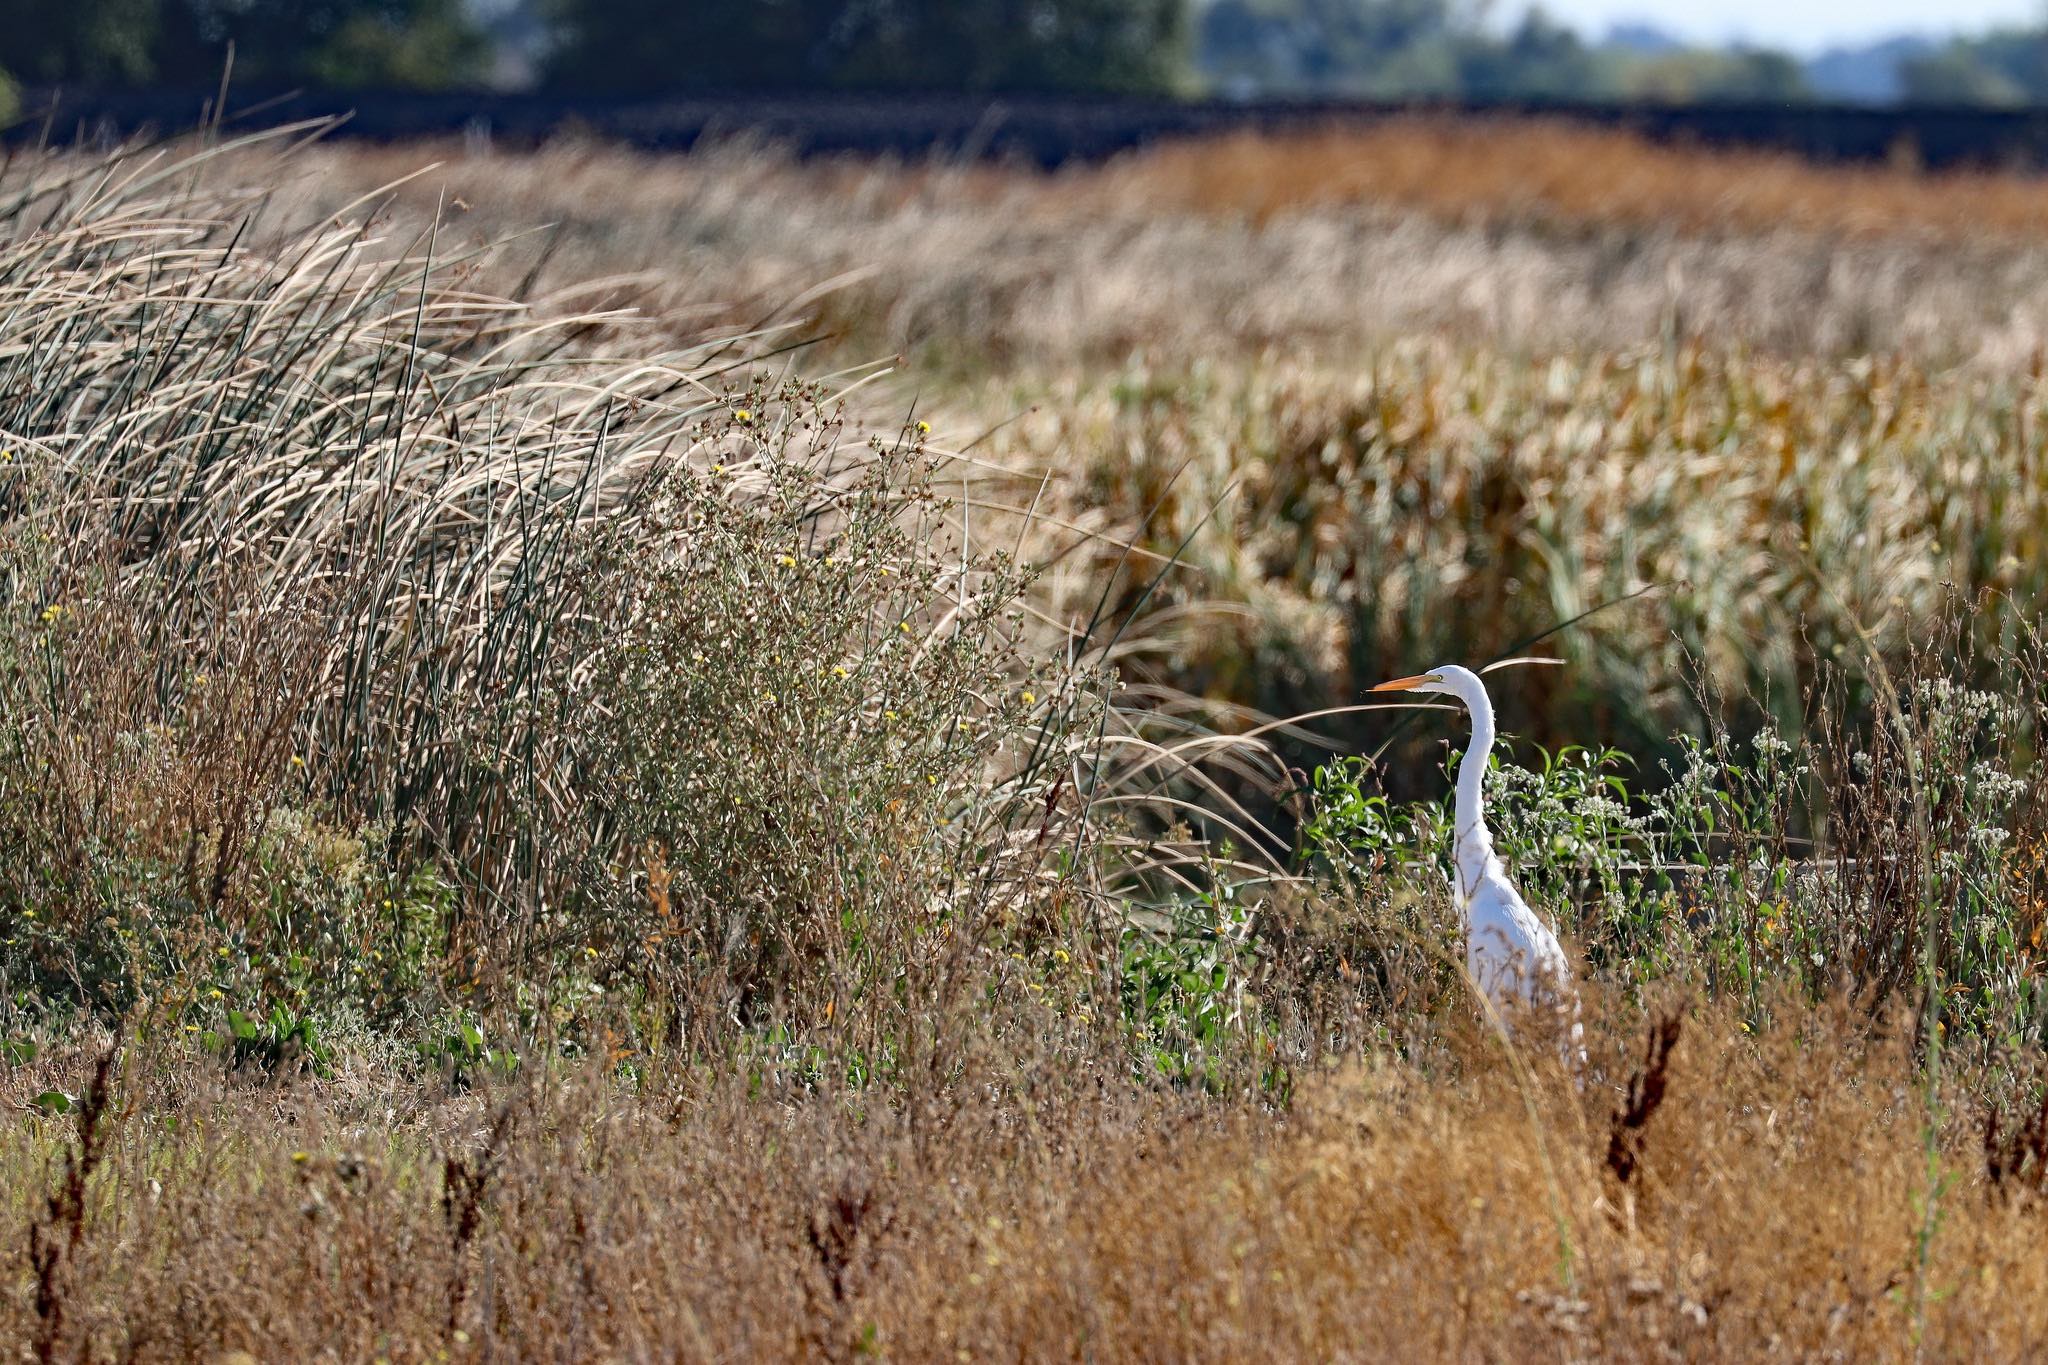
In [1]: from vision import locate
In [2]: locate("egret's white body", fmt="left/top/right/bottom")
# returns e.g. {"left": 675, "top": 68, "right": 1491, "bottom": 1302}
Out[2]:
{"left": 1371, "top": 664, "right": 1583, "bottom": 1057}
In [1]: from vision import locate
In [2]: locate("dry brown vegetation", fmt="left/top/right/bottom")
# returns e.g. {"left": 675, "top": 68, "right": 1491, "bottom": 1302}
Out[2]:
{"left": 278, "top": 124, "right": 2048, "bottom": 367}
{"left": 1102, "top": 119, "right": 2048, "bottom": 241}
{"left": 8, "top": 1002, "right": 2048, "bottom": 1360}
{"left": 4, "top": 123, "right": 2048, "bottom": 1360}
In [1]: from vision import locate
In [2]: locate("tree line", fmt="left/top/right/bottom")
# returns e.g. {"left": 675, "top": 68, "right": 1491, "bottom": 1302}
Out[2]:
{"left": 0, "top": 0, "right": 2044, "bottom": 106}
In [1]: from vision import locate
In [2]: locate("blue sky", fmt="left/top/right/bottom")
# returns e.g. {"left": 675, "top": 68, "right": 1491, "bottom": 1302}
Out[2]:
{"left": 1528, "top": 0, "right": 2045, "bottom": 54}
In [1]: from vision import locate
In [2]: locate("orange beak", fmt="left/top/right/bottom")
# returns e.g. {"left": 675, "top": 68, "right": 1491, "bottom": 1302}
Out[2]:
{"left": 1369, "top": 673, "right": 1440, "bottom": 693}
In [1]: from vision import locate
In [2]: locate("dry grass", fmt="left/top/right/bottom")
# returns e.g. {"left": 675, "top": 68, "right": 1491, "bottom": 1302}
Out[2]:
{"left": 1100, "top": 119, "right": 2048, "bottom": 241}
{"left": 259, "top": 127, "right": 2048, "bottom": 368}
{"left": 1, "top": 997, "right": 2043, "bottom": 1360}
{"left": 964, "top": 344, "right": 2048, "bottom": 766}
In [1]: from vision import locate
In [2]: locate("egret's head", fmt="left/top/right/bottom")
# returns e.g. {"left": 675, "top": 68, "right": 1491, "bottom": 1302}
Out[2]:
{"left": 1369, "top": 663, "right": 1483, "bottom": 698}
{"left": 1369, "top": 670, "right": 1443, "bottom": 695}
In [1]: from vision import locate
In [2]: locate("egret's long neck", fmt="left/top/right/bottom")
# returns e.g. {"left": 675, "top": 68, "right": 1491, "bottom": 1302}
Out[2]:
{"left": 1453, "top": 690, "right": 1497, "bottom": 893}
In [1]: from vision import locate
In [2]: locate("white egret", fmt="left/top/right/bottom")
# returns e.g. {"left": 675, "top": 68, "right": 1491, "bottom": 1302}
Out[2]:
{"left": 1370, "top": 664, "right": 1583, "bottom": 1059}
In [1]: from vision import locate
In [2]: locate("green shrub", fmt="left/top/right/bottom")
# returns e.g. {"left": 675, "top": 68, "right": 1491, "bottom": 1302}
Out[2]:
{"left": 482, "top": 398, "right": 1093, "bottom": 1044}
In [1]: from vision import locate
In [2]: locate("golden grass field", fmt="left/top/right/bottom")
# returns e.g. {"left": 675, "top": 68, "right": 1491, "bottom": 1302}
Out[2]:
{"left": 10, "top": 997, "right": 2048, "bottom": 1358}
{"left": 5, "top": 120, "right": 2048, "bottom": 1360}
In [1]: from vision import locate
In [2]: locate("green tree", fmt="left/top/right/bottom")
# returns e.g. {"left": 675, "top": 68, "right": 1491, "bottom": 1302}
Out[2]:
{"left": 544, "top": 0, "right": 1191, "bottom": 94}
{"left": 1902, "top": 27, "right": 2048, "bottom": 105}
{"left": 1197, "top": 0, "right": 1630, "bottom": 100}
{"left": 1195, "top": 0, "right": 1806, "bottom": 103}
{"left": 0, "top": 0, "right": 487, "bottom": 88}
{"left": 833, "top": 0, "right": 1190, "bottom": 93}
{"left": 154, "top": 0, "right": 488, "bottom": 87}
{"left": 1621, "top": 47, "right": 1808, "bottom": 102}
{"left": 306, "top": 1, "right": 491, "bottom": 87}
{"left": 1198, "top": 0, "right": 1466, "bottom": 97}
{"left": 0, "top": 0, "right": 159, "bottom": 84}
{"left": 1455, "top": 9, "right": 1624, "bottom": 101}
{"left": 544, "top": 0, "right": 842, "bottom": 92}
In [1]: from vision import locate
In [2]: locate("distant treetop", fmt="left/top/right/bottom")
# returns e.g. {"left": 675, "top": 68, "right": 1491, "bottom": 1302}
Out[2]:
{"left": 541, "top": 0, "right": 1191, "bottom": 96}
{"left": 0, "top": 0, "right": 489, "bottom": 90}
{"left": 1902, "top": 25, "right": 2048, "bottom": 106}
{"left": 1199, "top": 0, "right": 1809, "bottom": 103}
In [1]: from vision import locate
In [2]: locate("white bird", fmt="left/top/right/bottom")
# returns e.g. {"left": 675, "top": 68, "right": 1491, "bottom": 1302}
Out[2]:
{"left": 1369, "top": 664, "right": 1583, "bottom": 1060}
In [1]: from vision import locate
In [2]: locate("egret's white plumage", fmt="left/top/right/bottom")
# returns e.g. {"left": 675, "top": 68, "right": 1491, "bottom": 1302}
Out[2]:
{"left": 1370, "top": 664, "right": 1583, "bottom": 1059}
